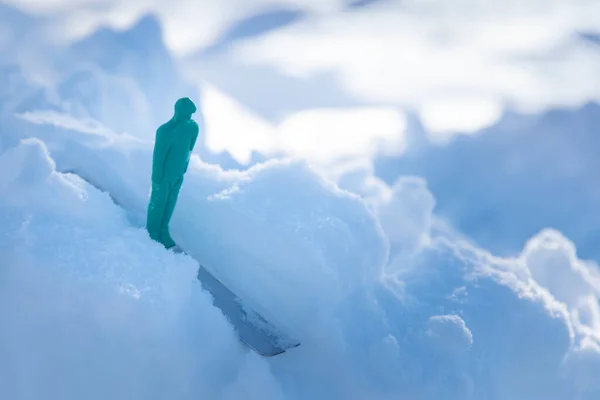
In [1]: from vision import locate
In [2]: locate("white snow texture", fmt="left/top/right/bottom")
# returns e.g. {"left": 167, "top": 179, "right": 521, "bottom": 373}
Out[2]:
{"left": 1, "top": 4, "right": 600, "bottom": 400}
{"left": 2, "top": 121, "right": 600, "bottom": 400}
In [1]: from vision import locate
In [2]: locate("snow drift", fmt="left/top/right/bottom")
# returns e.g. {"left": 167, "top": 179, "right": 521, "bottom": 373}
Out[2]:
{"left": 1, "top": 129, "right": 600, "bottom": 399}
{"left": 0, "top": 138, "right": 287, "bottom": 399}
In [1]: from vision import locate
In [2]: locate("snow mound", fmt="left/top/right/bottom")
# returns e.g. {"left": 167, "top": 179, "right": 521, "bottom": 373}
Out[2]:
{"left": 0, "top": 138, "right": 284, "bottom": 400}
{"left": 1, "top": 125, "right": 600, "bottom": 400}
{"left": 176, "top": 158, "right": 389, "bottom": 335}
{"left": 22, "top": 123, "right": 389, "bottom": 342}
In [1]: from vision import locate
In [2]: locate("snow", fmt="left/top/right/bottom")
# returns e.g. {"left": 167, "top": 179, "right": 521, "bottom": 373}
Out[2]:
{"left": 2, "top": 126, "right": 600, "bottom": 399}
{"left": 3, "top": 0, "right": 346, "bottom": 55}
{"left": 0, "top": 139, "right": 282, "bottom": 400}
{"left": 1, "top": 5, "right": 600, "bottom": 400}
{"left": 0, "top": 132, "right": 391, "bottom": 399}
{"left": 200, "top": 84, "right": 407, "bottom": 168}
{"left": 232, "top": 0, "right": 600, "bottom": 135}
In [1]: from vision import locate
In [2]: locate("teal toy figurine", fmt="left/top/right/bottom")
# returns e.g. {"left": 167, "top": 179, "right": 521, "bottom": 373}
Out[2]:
{"left": 146, "top": 97, "right": 199, "bottom": 249}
